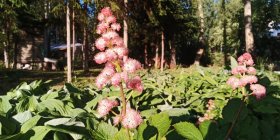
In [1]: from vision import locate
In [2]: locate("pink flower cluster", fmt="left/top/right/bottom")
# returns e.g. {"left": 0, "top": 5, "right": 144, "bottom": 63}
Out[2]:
{"left": 95, "top": 7, "right": 143, "bottom": 129}
{"left": 113, "top": 108, "right": 143, "bottom": 129}
{"left": 97, "top": 98, "right": 118, "bottom": 117}
{"left": 198, "top": 100, "right": 215, "bottom": 123}
{"left": 94, "top": 7, "right": 143, "bottom": 93}
{"left": 96, "top": 99, "right": 142, "bottom": 129}
{"left": 226, "top": 53, "right": 266, "bottom": 100}
{"left": 237, "top": 53, "right": 254, "bottom": 66}
{"left": 250, "top": 84, "right": 266, "bottom": 100}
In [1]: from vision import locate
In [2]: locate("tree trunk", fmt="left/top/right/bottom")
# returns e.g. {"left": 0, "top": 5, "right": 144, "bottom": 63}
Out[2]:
{"left": 4, "top": 28, "right": 10, "bottom": 69}
{"left": 155, "top": 42, "right": 159, "bottom": 69}
{"left": 169, "top": 35, "right": 176, "bottom": 69}
{"left": 4, "top": 43, "right": 9, "bottom": 69}
{"left": 72, "top": 7, "right": 75, "bottom": 62}
{"left": 83, "top": 27, "right": 89, "bottom": 72}
{"left": 194, "top": 0, "right": 205, "bottom": 65}
{"left": 13, "top": 42, "right": 18, "bottom": 69}
{"left": 244, "top": 0, "right": 254, "bottom": 52}
{"left": 123, "top": 0, "right": 128, "bottom": 48}
{"left": 160, "top": 31, "right": 164, "bottom": 72}
{"left": 66, "top": 0, "right": 72, "bottom": 83}
{"left": 44, "top": 0, "right": 51, "bottom": 70}
{"left": 144, "top": 44, "right": 148, "bottom": 68}
{"left": 222, "top": 0, "right": 228, "bottom": 65}
{"left": 83, "top": 3, "right": 89, "bottom": 72}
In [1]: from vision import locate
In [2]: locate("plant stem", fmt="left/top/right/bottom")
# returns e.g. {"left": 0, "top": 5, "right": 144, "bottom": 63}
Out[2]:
{"left": 114, "top": 61, "right": 127, "bottom": 117}
{"left": 120, "top": 83, "right": 126, "bottom": 116}
{"left": 126, "top": 128, "right": 131, "bottom": 140}
{"left": 111, "top": 110, "right": 118, "bottom": 116}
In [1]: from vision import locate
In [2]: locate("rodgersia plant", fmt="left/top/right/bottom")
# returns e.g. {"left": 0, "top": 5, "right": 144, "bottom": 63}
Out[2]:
{"left": 224, "top": 53, "right": 266, "bottom": 140}
{"left": 227, "top": 53, "right": 266, "bottom": 100}
{"left": 94, "top": 7, "right": 143, "bottom": 131}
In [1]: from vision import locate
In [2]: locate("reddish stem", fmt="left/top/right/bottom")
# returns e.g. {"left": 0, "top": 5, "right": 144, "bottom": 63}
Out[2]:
{"left": 120, "top": 83, "right": 126, "bottom": 117}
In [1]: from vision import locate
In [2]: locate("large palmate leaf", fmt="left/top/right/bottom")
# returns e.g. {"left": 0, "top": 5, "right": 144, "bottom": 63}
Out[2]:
{"left": 174, "top": 122, "right": 203, "bottom": 140}
{"left": 222, "top": 98, "right": 248, "bottom": 123}
{"left": 114, "top": 128, "right": 130, "bottom": 140}
{"left": 91, "top": 122, "right": 118, "bottom": 140}
{"left": 149, "top": 112, "right": 171, "bottom": 139}
{"left": 135, "top": 122, "right": 158, "bottom": 140}
{"left": 198, "top": 120, "right": 218, "bottom": 140}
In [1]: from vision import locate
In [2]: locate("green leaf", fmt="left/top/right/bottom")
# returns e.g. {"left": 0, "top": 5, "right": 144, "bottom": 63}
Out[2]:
{"left": 0, "top": 115, "right": 18, "bottom": 135}
{"left": 84, "top": 95, "right": 103, "bottom": 111}
{"left": 253, "top": 104, "right": 278, "bottom": 114}
{"left": 0, "top": 133, "right": 22, "bottom": 140}
{"left": 204, "top": 76, "right": 218, "bottom": 86}
{"left": 30, "top": 126, "right": 50, "bottom": 140}
{"left": 0, "top": 122, "right": 2, "bottom": 135}
{"left": 150, "top": 98, "right": 164, "bottom": 106}
{"left": 40, "top": 91, "right": 59, "bottom": 101}
{"left": 140, "top": 109, "right": 158, "bottom": 118}
{"left": 174, "top": 122, "right": 203, "bottom": 140}
{"left": 44, "top": 117, "right": 88, "bottom": 139}
{"left": 114, "top": 128, "right": 130, "bottom": 140}
{"left": 16, "top": 96, "right": 38, "bottom": 112}
{"left": 259, "top": 120, "right": 274, "bottom": 139}
{"left": 222, "top": 99, "right": 248, "bottom": 123}
{"left": 91, "top": 122, "right": 118, "bottom": 140}
{"left": 21, "top": 115, "right": 41, "bottom": 133}
{"left": 46, "top": 125, "right": 90, "bottom": 139}
{"left": 64, "top": 83, "right": 82, "bottom": 94}
{"left": 162, "top": 108, "right": 189, "bottom": 117}
{"left": 37, "top": 99, "right": 67, "bottom": 115}
{"left": 236, "top": 116, "right": 260, "bottom": 140}
{"left": 66, "top": 108, "right": 86, "bottom": 118}
{"left": 0, "top": 96, "right": 12, "bottom": 115}
{"left": 54, "top": 132, "right": 69, "bottom": 140}
{"left": 12, "top": 111, "right": 32, "bottom": 124}
{"left": 45, "top": 118, "right": 72, "bottom": 126}
{"left": 149, "top": 113, "right": 171, "bottom": 139}
{"left": 135, "top": 122, "right": 158, "bottom": 140}
{"left": 21, "top": 126, "right": 51, "bottom": 140}
{"left": 199, "top": 120, "right": 218, "bottom": 140}
{"left": 199, "top": 120, "right": 211, "bottom": 138}
{"left": 230, "top": 56, "right": 238, "bottom": 69}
